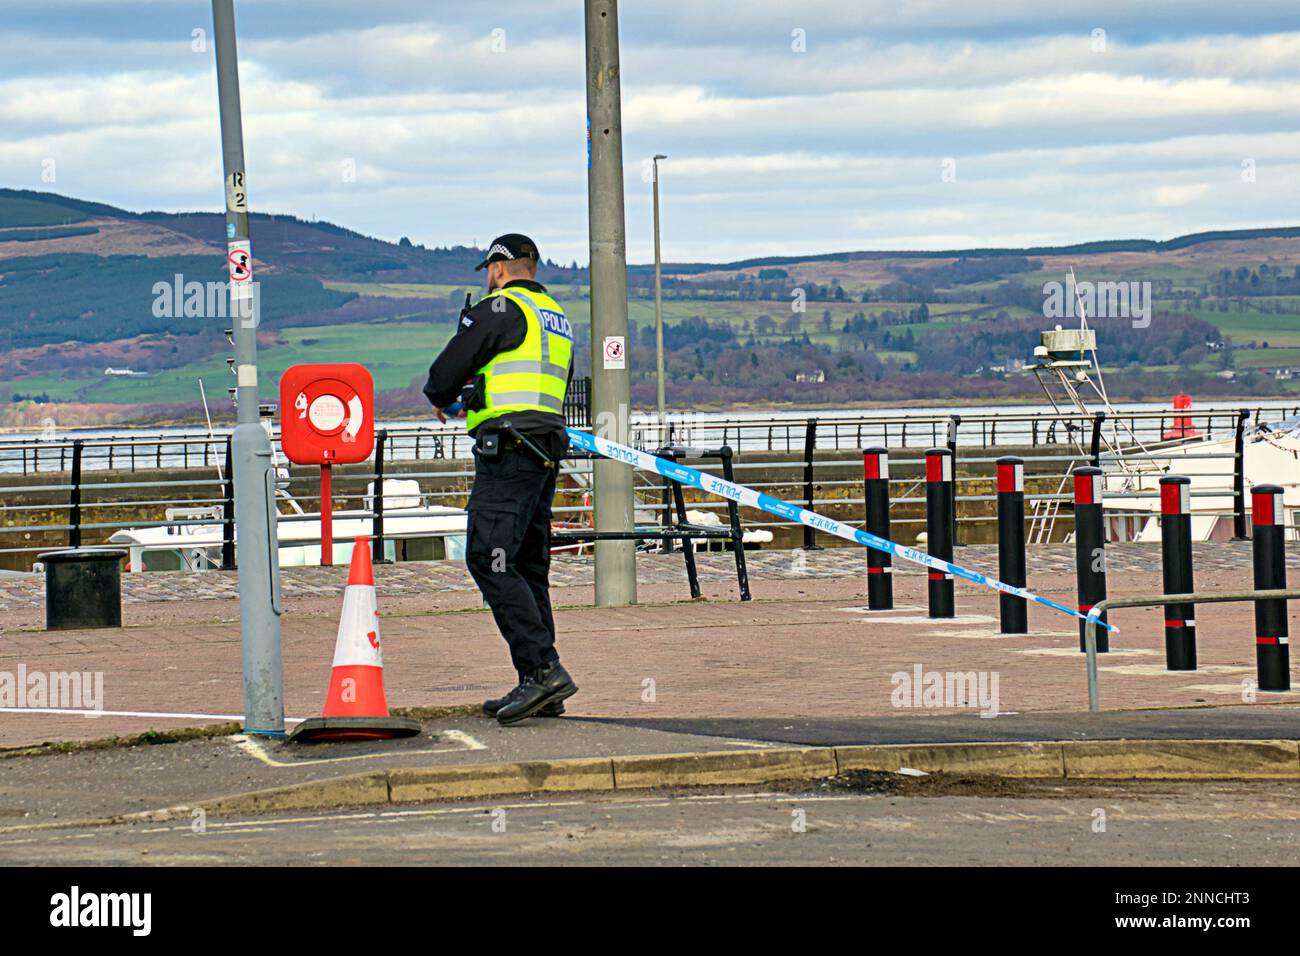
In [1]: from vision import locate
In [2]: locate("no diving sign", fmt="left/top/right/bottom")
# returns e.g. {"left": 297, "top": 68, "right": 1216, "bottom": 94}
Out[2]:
{"left": 227, "top": 240, "right": 253, "bottom": 300}
{"left": 603, "top": 335, "right": 626, "bottom": 370}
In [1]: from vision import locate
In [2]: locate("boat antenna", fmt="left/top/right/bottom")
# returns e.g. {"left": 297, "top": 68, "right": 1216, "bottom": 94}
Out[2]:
{"left": 199, "top": 379, "right": 223, "bottom": 483}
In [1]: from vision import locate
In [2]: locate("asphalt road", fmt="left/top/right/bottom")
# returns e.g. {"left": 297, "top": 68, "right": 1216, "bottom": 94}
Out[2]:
{"left": 3, "top": 778, "right": 1297, "bottom": 865}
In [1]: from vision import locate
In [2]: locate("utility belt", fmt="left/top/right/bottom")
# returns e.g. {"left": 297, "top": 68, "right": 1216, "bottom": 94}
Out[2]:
{"left": 475, "top": 421, "right": 555, "bottom": 468}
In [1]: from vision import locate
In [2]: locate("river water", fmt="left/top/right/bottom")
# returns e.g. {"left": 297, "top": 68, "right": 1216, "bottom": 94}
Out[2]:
{"left": 2, "top": 399, "right": 1297, "bottom": 474}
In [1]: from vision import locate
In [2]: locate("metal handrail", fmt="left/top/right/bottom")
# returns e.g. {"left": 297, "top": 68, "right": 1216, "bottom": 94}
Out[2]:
{"left": 1083, "top": 589, "right": 1300, "bottom": 713}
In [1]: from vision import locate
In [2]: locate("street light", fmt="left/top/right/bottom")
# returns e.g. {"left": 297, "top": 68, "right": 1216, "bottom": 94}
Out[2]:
{"left": 652, "top": 154, "right": 668, "bottom": 440}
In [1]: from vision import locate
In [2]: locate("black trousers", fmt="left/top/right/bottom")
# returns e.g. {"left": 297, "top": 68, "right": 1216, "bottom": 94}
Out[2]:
{"left": 465, "top": 446, "right": 559, "bottom": 677}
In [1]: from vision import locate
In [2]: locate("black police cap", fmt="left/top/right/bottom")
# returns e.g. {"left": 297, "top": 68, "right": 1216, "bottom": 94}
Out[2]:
{"left": 475, "top": 233, "right": 540, "bottom": 271}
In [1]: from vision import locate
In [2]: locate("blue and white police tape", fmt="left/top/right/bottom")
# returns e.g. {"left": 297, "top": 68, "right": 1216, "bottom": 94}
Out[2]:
{"left": 567, "top": 427, "right": 1116, "bottom": 631}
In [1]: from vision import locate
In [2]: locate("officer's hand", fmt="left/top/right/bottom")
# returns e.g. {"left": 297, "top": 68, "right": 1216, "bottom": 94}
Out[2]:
{"left": 434, "top": 406, "right": 448, "bottom": 424}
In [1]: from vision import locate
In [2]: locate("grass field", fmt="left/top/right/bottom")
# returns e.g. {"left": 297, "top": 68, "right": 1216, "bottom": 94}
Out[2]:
{"left": 0, "top": 320, "right": 453, "bottom": 406}
{"left": 1187, "top": 309, "right": 1300, "bottom": 347}
{"left": 8, "top": 273, "right": 1298, "bottom": 409}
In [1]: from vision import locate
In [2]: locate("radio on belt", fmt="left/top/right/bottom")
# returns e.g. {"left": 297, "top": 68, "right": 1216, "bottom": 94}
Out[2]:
{"left": 279, "top": 364, "right": 375, "bottom": 566}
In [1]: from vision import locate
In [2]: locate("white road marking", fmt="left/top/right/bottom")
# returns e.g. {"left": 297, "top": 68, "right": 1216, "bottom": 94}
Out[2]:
{"left": 0, "top": 792, "right": 871, "bottom": 846}
{"left": 0, "top": 707, "right": 307, "bottom": 723}
{"left": 231, "top": 728, "right": 486, "bottom": 768}
{"left": 847, "top": 613, "right": 998, "bottom": 626}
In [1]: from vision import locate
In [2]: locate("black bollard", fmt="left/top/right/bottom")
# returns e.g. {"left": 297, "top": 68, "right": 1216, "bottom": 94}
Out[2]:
{"left": 925, "top": 447, "right": 955, "bottom": 618}
{"left": 996, "top": 456, "right": 1027, "bottom": 634}
{"left": 1251, "top": 484, "right": 1290, "bottom": 691}
{"left": 863, "top": 447, "right": 893, "bottom": 610}
{"left": 1159, "top": 475, "right": 1196, "bottom": 670}
{"left": 1073, "top": 466, "right": 1108, "bottom": 652}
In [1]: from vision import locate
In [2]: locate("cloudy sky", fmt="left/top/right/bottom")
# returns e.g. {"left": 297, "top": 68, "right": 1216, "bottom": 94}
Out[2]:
{"left": 4, "top": 1, "right": 1300, "bottom": 264}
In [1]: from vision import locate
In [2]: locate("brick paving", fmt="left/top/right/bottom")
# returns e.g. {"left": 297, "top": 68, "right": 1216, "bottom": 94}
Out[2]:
{"left": 0, "top": 542, "right": 1296, "bottom": 749}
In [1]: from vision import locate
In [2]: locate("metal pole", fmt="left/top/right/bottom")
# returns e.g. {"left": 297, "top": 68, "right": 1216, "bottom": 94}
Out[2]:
{"left": 222, "top": 437, "right": 236, "bottom": 570}
{"left": 946, "top": 415, "right": 960, "bottom": 547}
{"left": 1089, "top": 411, "right": 1105, "bottom": 467}
{"left": 1086, "top": 588, "right": 1300, "bottom": 712}
{"left": 1232, "top": 408, "right": 1249, "bottom": 539}
{"left": 720, "top": 446, "right": 751, "bottom": 602}
{"left": 69, "top": 440, "right": 84, "bottom": 549}
{"left": 211, "top": 0, "right": 284, "bottom": 736}
{"left": 652, "top": 154, "right": 667, "bottom": 438}
{"left": 320, "top": 463, "right": 333, "bottom": 566}
{"left": 585, "top": 0, "right": 636, "bottom": 607}
{"left": 372, "top": 429, "right": 388, "bottom": 564}
{"left": 801, "top": 418, "right": 820, "bottom": 549}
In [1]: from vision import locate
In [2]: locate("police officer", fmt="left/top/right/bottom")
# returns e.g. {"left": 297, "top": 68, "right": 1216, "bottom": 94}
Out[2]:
{"left": 423, "top": 234, "right": 578, "bottom": 725}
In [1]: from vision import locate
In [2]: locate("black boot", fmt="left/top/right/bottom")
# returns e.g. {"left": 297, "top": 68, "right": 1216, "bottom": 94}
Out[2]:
{"left": 496, "top": 662, "right": 578, "bottom": 726}
{"left": 483, "top": 686, "right": 565, "bottom": 718}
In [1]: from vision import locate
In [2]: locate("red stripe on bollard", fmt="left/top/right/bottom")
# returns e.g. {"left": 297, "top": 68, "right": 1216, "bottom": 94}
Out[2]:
{"left": 996, "top": 461, "right": 1023, "bottom": 494}
{"left": 1160, "top": 481, "right": 1190, "bottom": 515}
{"left": 1252, "top": 491, "right": 1284, "bottom": 526}
{"left": 925, "top": 454, "right": 951, "bottom": 482}
{"left": 1074, "top": 471, "right": 1100, "bottom": 505}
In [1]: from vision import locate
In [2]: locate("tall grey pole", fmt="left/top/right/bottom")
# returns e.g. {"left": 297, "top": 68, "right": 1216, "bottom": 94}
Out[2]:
{"left": 211, "top": 0, "right": 285, "bottom": 735}
{"left": 652, "top": 154, "right": 667, "bottom": 438}
{"left": 584, "top": 0, "right": 637, "bottom": 607}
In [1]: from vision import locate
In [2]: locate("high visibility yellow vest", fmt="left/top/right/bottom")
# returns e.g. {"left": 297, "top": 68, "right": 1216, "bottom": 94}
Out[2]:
{"left": 466, "top": 285, "right": 573, "bottom": 432}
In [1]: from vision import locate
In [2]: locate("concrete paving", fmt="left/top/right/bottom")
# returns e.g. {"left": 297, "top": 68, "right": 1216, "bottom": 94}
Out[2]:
{"left": 2, "top": 545, "right": 1296, "bottom": 752}
{"left": 2, "top": 778, "right": 1296, "bottom": 865}
{"left": 0, "top": 714, "right": 786, "bottom": 826}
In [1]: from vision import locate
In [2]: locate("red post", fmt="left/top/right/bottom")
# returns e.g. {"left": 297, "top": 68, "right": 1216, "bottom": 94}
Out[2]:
{"left": 320, "top": 462, "right": 333, "bottom": 566}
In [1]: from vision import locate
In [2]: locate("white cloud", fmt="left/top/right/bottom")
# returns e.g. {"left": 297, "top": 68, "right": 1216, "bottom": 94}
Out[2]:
{"left": 4, "top": 7, "right": 1300, "bottom": 263}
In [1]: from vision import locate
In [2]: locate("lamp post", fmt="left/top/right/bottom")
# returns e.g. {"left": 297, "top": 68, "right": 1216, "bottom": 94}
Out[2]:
{"left": 211, "top": 0, "right": 285, "bottom": 735}
{"left": 585, "top": 0, "right": 637, "bottom": 606}
{"left": 652, "top": 154, "right": 668, "bottom": 440}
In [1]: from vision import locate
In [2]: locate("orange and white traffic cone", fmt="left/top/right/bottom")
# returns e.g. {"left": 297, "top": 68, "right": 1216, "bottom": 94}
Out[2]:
{"left": 289, "top": 537, "right": 421, "bottom": 743}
